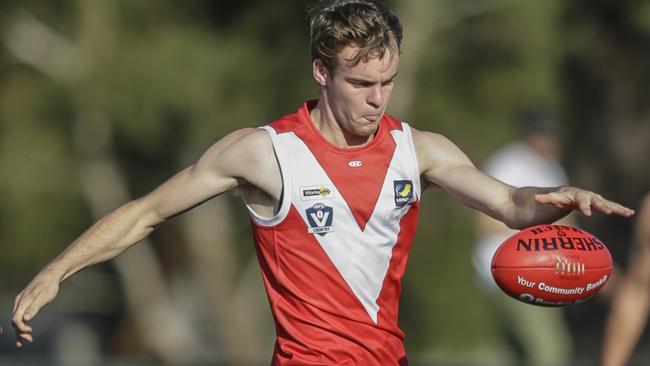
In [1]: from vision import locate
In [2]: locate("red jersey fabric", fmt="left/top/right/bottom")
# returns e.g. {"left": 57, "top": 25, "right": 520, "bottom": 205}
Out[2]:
{"left": 248, "top": 101, "right": 420, "bottom": 365}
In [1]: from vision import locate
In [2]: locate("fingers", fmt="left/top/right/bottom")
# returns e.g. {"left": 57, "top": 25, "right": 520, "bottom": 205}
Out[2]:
{"left": 12, "top": 292, "right": 31, "bottom": 348}
{"left": 12, "top": 295, "right": 33, "bottom": 335}
{"left": 535, "top": 192, "right": 573, "bottom": 208}
{"left": 577, "top": 191, "right": 593, "bottom": 216}
{"left": 13, "top": 291, "right": 24, "bottom": 314}
{"left": 536, "top": 189, "right": 635, "bottom": 217}
{"left": 590, "top": 195, "right": 612, "bottom": 215}
{"left": 12, "top": 318, "right": 33, "bottom": 348}
{"left": 587, "top": 194, "right": 635, "bottom": 217}
{"left": 12, "top": 277, "right": 60, "bottom": 348}
{"left": 13, "top": 292, "right": 48, "bottom": 333}
{"left": 13, "top": 316, "right": 34, "bottom": 348}
{"left": 16, "top": 332, "right": 33, "bottom": 348}
{"left": 13, "top": 299, "right": 33, "bottom": 349}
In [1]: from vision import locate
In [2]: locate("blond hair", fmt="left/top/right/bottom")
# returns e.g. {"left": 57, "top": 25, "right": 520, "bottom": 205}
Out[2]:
{"left": 308, "top": 0, "right": 403, "bottom": 73}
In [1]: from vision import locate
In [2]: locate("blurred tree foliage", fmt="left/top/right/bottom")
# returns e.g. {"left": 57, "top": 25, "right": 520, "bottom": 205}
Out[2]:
{"left": 399, "top": 0, "right": 567, "bottom": 359}
{"left": 0, "top": 0, "right": 648, "bottom": 363}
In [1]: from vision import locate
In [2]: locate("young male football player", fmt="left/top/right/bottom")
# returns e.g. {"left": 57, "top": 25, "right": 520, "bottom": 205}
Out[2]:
{"left": 12, "top": 1, "right": 634, "bottom": 364}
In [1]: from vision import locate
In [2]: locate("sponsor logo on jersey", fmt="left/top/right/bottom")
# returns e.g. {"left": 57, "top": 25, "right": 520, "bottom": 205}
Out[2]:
{"left": 393, "top": 180, "right": 413, "bottom": 207}
{"left": 348, "top": 160, "right": 363, "bottom": 168}
{"left": 300, "top": 185, "right": 334, "bottom": 200}
{"left": 306, "top": 203, "right": 334, "bottom": 236}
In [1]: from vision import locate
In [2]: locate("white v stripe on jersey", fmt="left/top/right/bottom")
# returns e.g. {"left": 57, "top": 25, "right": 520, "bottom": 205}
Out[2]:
{"left": 250, "top": 124, "right": 420, "bottom": 323}
{"left": 246, "top": 102, "right": 421, "bottom": 365}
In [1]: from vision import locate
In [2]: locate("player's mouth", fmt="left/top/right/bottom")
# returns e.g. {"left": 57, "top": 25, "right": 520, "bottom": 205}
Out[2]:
{"left": 362, "top": 114, "right": 381, "bottom": 123}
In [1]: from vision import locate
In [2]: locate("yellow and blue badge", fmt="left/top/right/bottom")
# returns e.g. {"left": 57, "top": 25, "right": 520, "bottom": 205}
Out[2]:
{"left": 306, "top": 203, "right": 334, "bottom": 236}
{"left": 393, "top": 180, "right": 413, "bottom": 207}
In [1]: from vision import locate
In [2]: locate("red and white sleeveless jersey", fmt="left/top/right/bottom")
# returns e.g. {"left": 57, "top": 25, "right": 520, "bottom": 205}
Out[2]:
{"left": 248, "top": 101, "right": 421, "bottom": 366}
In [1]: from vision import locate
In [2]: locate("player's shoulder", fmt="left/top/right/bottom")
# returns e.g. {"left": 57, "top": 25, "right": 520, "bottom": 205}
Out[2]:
{"left": 410, "top": 127, "right": 463, "bottom": 156}
{"left": 411, "top": 127, "right": 447, "bottom": 141}
{"left": 410, "top": 127, "right": 475, "bottom": 175}
{"left": 198, "top": 127, "right": 274, "bottom": 171}
{"left": 223, "top": 128, "right": 275, "bottom": 164}
{"left": 233, "top": 127, "right": 273, "bottom": 148}
{"left": 215, "top": 127, "right": 272, "bottom": 151}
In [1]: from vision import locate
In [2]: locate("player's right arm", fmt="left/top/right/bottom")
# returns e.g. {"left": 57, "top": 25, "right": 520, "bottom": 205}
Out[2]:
{"left": 601, "top": 194, "right": 650, "bottom": 366}
{"left": 11, "top": 127, "right": 277, "bottom": 348}
{"left": 412, "top": 128, "right": 634, "bottom": 228}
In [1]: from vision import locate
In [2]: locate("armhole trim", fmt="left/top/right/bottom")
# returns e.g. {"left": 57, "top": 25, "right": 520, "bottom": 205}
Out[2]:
{"left": 245, "top": 126, "right": 292, "bottom": 227}
{"left": 401, "top": 123, "right": 422, "bottom": 201}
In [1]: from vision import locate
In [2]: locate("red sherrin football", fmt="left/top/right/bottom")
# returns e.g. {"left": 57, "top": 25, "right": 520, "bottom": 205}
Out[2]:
{"left": 491, "top": 224, "right": 613, "bottom": 307}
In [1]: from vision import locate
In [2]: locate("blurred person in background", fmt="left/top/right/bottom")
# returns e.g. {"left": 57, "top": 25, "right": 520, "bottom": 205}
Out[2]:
{"left": 472, "top": 107, "right": 573, "bottom": 366}
{"left": 601, "top": 193, "right": 650, "bottom": 366}
{"left": 10, "top": 1, "right": 634, "bottom": 365}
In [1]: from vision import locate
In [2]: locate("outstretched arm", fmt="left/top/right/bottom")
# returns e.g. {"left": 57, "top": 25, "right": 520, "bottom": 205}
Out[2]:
{"left": 601, "top": 194, "right": 650, "bottom": 366}
{"left": 11, "top": 127, "right": 275, "bottom": 348}
{"left": 413, "top": 129, "right": 634, "bottom": 229}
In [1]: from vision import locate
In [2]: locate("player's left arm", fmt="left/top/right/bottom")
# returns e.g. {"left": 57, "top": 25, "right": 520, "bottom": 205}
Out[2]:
{"left": 412, "top": 129, "right": 634, "bottom": 229}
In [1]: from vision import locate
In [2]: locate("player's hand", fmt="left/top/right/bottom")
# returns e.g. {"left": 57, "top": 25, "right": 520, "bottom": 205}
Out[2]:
{"left": 535, "top": 186, "right": 635, "bottom": 217}
{"left": 12, "top": 272, "right": 61, "bottom": 348}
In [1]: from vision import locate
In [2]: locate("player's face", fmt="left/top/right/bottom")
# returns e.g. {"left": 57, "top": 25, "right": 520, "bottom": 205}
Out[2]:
{"left": 317, "top": 45, "right": 399, "bottom": 139}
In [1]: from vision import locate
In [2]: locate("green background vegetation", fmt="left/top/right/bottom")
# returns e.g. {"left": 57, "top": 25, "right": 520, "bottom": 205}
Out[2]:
{"left": 1, "top": 0, "right": 649, "bottom": 364}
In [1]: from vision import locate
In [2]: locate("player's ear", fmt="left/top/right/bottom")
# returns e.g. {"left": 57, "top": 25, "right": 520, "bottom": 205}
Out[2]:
{"left": 313, "top": 59, "right": 329, "bottom": 87}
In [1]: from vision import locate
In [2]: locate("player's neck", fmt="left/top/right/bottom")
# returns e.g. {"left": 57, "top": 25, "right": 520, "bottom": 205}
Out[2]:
{"left": 310, "top": 99, "right": 375, "bottom": 148}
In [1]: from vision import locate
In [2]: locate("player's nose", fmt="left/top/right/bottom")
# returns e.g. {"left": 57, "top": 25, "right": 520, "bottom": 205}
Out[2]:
{"left": 366, "top": 84, "right": 383, "bottom": 109}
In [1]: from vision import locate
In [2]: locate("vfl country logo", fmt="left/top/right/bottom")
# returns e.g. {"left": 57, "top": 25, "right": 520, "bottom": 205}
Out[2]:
{"left": 394, "top": 180, "right": 413, "bottom": 207}
{"left": 301, "top": 185, "right": 334, "bottom": 201}
{"left": 306, "top": 203, "right": 334, "bottom": 236}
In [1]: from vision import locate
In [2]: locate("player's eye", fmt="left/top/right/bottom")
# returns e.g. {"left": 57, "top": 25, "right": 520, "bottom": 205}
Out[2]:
{"left": 351, "top": 81, "right": 372, "bottom": 88}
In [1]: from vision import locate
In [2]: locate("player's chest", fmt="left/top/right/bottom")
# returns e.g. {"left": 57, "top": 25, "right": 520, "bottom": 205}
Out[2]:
{"left": 289, "top": 156, "right": 416, "bottom": 235}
